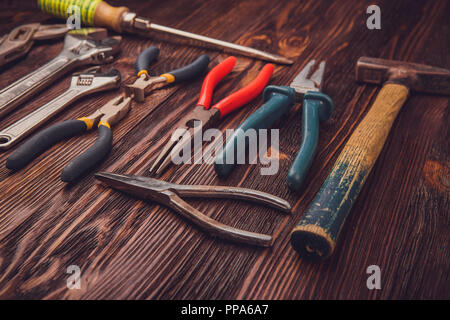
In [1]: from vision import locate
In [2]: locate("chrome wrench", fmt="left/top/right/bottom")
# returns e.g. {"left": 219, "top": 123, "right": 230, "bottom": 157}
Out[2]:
{"left": 0, "top": 67, "right": 121, "bottom": 150}
{"left": 0, "top": 31, "right": 121, "bottom": 119}
{"left": 0, "top": 23, "right": 70, "bottom": 68}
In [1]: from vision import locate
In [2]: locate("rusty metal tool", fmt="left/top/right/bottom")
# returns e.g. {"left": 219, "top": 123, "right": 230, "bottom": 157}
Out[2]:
{"left": 291, "top": 57, "right": 450, "bottom": 259}
{"left": 37, "top": 0, "right": 293, "bottom": 65}
{"left": 0, "top": 30, "right": 120, "bottom": 119}
{"left": 0, "top": 67, "right": 121, "bottom": 150}
{"left": 214, "top": 60, "right": 333, "bottom": 193}
{"left": 7, "top": 94, "right": 131, "bottom": 183}
{"left": 125, "top": 46, "right": 210, "bottom": 102}
{"left": 95, "top": 172, "right": 291, "bottom": 247}
{"left": 0, "top": 23, "right": 70, "bottom": 68}
{"left": 149, "top": 56, "right": 274, "bottom": 175}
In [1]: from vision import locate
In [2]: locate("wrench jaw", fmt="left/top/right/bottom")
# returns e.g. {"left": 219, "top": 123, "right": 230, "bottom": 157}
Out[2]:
{"left": 89, "top": 35, "right": 122, "bottom": 64}
{"left": 0, "top": 23, "right": 41, "bottom": 67}
{"left": 61, "top": 33, "right": 122, "bottom": 66}
{"left": 70, "top": 67, "right": 122, "bottom": 93}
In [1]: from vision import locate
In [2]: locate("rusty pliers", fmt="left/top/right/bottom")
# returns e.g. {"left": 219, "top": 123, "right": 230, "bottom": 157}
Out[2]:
{"left": 95, "top": 172, "right": 291, "bottom": 247}
{"left": 0, "top": 23, "right": 70, "bottom": 68}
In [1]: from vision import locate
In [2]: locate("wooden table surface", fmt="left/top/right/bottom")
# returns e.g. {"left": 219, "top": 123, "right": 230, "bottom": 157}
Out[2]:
{"left": 0, "top": 0, "right": 448, "bottom": 300}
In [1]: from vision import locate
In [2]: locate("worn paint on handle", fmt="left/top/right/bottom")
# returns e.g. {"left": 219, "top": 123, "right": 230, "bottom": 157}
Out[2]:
{"left": 38, "top": 0, "right": 129, "bottom": 32}
{"left": 38, "top": 0, "right": 101, "bottom": 25}
{"left": 291, "top": 83, "right": 409, "bottom": 259}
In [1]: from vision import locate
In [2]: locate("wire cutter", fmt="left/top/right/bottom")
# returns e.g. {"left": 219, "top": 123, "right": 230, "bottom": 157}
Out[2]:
{"left": 149, "top": 56, "right": 274, "bottom": 175}
{"left": 214, "top": 60, "right": 334, "bottom": 192}
{"left": 125, "top": 46, "right": 210, "bottom": 102}
{"left": 6, "top": 95, "right": 131, "bottom": 183}
{"left": 95, "top": 172, "right": 291, "bottom": 247}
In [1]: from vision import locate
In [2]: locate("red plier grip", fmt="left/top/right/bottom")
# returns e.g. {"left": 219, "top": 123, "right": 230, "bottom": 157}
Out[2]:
{"left": 197, "top": 56, "right": 236, "bottom": 109}
{"left": 212, "top": 63, "right": 274, "bottom": 117}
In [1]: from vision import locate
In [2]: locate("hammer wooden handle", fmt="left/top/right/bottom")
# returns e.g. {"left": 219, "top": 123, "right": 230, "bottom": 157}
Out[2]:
{"left": 290, "top": 83, "right": 409, "bottom": 259}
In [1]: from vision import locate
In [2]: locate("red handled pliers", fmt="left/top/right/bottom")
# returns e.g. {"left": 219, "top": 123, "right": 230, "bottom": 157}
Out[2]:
{"left": 149, "top": 56, "right": 274, "bottom": 175}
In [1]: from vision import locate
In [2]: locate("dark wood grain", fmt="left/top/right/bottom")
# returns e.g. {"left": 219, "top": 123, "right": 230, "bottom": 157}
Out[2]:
{"left": 0, "top": 0, "right": 448, "bottom": 299}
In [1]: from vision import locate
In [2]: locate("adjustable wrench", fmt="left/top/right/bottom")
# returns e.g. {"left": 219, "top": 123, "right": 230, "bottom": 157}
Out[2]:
{"left": 0, "top": 31, "right": 121, "bottom": 119}
{"left": 0, "top": 67, "right": 121, "bottom": 150}
{"left": 0, "top": 23, "right": 70, "bottom": 68}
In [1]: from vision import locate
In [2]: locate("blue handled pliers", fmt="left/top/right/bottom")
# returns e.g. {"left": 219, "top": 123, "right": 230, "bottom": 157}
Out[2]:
{"left": 214, "top": 60, "right": 334, "bottom": 192}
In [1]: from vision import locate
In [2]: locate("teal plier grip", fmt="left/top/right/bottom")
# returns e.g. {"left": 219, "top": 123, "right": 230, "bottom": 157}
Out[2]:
{"left": 287, "top": 91, "right": 333, "bottom": 192}
{"left": 214, "top": 85, "right": 333, "bottom": 192}
{"left": 214, "top": 85, "right": 295, "bottom": 177}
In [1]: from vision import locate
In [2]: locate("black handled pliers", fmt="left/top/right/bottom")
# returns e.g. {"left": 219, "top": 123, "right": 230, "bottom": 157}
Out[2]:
{"left": 125, "top": 46, "right": 210, "bottom": 102}
{"left": 6, "top": 95, "right": 131, "bottom": 182}
{"left": 95, "top": 172, "right": 291, "bottom": 247}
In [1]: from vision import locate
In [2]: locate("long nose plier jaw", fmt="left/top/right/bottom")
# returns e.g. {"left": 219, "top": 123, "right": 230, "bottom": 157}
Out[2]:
{"left": 95, "top": 172, "right": 291, "bottom": 247}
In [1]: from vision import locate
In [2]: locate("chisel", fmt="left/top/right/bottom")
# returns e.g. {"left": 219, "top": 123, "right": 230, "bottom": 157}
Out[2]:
{"left": 38, "top": 0, "right": 293, "bottom": 65}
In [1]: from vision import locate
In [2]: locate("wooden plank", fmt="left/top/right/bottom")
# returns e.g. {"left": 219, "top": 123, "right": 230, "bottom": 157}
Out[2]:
{"left": 0, "top": 0, "right": 448, "bottom": 299}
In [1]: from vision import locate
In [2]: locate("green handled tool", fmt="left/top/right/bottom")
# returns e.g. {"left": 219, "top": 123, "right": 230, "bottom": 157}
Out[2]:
{"left": 37, "top": 0, "right": 293, "bottom": 65}
{"left": 214, "top": 60, "right": 333, "bottom": 193}
{"left": 290, "top": 57, "right": 450, "bottom": 260}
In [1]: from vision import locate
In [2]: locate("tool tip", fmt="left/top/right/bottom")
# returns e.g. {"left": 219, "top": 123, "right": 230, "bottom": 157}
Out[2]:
{"left": 261, "top": 52, "right": 294, "bottom": 65}
{"left": 277, "top": 57, "right": 295, "bottom": 65}
{"left": 95, "top": 171, "right": 129, "bottom": 185}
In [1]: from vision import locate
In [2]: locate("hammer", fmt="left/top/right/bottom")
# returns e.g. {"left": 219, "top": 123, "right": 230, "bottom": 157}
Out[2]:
{"left": 290, "top": 57, "right": 450, "bottom": 259}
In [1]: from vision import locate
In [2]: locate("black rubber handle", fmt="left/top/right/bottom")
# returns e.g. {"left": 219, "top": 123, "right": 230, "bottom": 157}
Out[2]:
{"left": 6, "top": 120, "right": 87, "bottom": 170}
{"left": 135, "top": 46, "right": 160, "bottom": 75}
{"left": 61, "top": 124, "right": 113, "bottom": 183}
{"left": 166, "top": 54, "right": 210, "bottom": 83}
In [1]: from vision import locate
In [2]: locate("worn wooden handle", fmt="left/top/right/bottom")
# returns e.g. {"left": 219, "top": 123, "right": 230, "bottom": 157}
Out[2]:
{"left": 290, "top": 83, "right": 409, "bottom": 259}
{"left": 94, "top": 1, "right": 129, "bottom": 33}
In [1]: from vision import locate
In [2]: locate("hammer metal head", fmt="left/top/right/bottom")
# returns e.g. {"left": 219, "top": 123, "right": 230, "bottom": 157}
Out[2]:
{"left": 356, "top": 57, "right": 450, "bottom": 95}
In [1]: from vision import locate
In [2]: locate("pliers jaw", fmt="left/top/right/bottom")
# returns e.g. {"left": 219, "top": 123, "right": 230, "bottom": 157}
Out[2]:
{"left": 95, "top": 171, "right": 292, "bottom": 247}
{"left": 125, "top": 75, "right": 166, "bottom": 102}
{"left": 186, "top": 105, "right": 221, "bottom": 127}
{"left": 95, "top": 172, "right": 173, "bottom": 204}
{"left": 85, "top": 95, "right": 132, "bottom": 128}
{"left": 149, "top": 59, "right": 273, "bottom": 176}
{"left": 149, "top": 106, "right": 220, "bottom": 175}
{"left": 290, "top": 60, "right": 326, "bottom": 100}
{"left": 70, "top": 66, "right": 122, "bottom": 93}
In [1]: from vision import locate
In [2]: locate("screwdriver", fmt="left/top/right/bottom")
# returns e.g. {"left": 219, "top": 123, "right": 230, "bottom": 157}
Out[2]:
{"left": 37, "top": 0, "right": 293, "bottom": 65}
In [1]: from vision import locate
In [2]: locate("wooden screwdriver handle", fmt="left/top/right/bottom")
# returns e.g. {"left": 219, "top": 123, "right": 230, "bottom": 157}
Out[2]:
{"left": 94, "top": 1, "right": 129, "bottom": 33}
{"left": 38, "top": 0, "right": 129, "bottom": 33}
{"left": 290, "top": 83, "right": 409, "bottom": 259}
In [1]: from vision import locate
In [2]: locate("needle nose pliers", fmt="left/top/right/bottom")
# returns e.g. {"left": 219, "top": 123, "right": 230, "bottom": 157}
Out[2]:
{"left": 6, "top": 94, "right": 132, "bottom": 182}
{"left": 149, "top": 56, "right": 274, "bottom": 175}
{"left": 6, "top": 46, "right": 210, "bottom": 182}
{"left": 125, "top": 46, "right": 210, "bottom": 102}
{"left": 95, "top": 172, "right": 291, "bottom": 247}
{"left": 214, "top": 60, "right": 334, "bottom": 192}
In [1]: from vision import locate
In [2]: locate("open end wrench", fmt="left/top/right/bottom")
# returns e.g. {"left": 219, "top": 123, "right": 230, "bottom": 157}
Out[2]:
{"left": 0, "top": 23, "right": 70, "bottom": 68}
